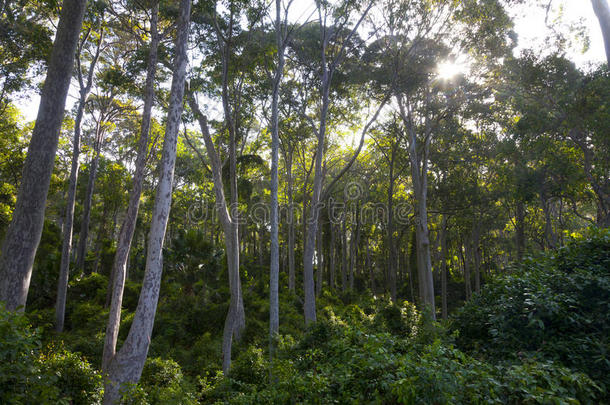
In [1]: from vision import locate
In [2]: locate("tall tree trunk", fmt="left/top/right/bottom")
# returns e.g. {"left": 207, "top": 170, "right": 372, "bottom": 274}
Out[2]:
{"left": 461, "top": 242, "right": 471, "bottom": 301}
{"left": 0, "top": 0, "right": 88, "bottom": 311}
{"left": 440, "top": 217, "right": 448, "bottom": 320}
{"left": 387, "top": 146, "right": 397, "bottom": 302}
{"left": 101, "top": 1, "right": 160, "bottom": 329}
{"left": 76, "top": 123, "right": 103, "bottom": 274}
{"left": 515, "top": 201, "right": 525, "bottom": 261}
{"left": 316, "top": 222, "right": 323, "bottom": 297}
{"left": 472, "top": 222, "right": 481, "bottom": 294}
{"left": 55, "top": 26, "right": 103, "bottom": 331}
{"left": 286, "top": 152, "right": 295, "bottom": 292}
{"left": 92, "top": 202, "right": 109, "bottom": 274}
{"left": 329, "top": 222, "right": 335, "bottom": 290}
{"left": 366, "top": 238, "right": 374, "bottom": 294}
{"left": 349, "top": 202, "right": 360, "bottom": 291}
{"left": 592, "top": 0, "right": 610, "bottom": 65}
{"left": 341, "top": 218, "right": 348, "bottom": 291}
{"left": 269, "top": 0, "right": 286, "bottom": 347}
{"left": 102, "top": 1, "right": 189, "bottom": 402}
{"left": 187, "top": 93, "right": 244, "bottom": 375}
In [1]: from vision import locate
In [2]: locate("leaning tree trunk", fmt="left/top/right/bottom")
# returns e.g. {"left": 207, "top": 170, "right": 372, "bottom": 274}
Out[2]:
{"left": 592, "top": 0, "right": 610, "bottom": 65}
{"left": 102, "top": 2, "right": 160, "bottom": 373}
{"left": 55, "top": 27, "right": 104, "bottom": 332}
{"left": 102, "top": 1, "right": 189, "bottom": 402}
{"left": 0, "top": 0, "right": 88, "bottom": 311}
{"left": 187, "top": 92, "right": 245, "bottom": 375}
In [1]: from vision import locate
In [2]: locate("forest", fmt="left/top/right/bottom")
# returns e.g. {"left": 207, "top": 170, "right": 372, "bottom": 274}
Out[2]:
{"left": 0, "top": 0, "right": 609, "bottom": 403}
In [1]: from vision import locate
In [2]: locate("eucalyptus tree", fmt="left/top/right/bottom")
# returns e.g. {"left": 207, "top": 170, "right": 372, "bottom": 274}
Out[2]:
{"left": 287, "top": 0, "right": 388, "bottom": 323}
{"left": 103, "top": 0, "right": 163, "bottom": 373}
{"left": 103, "top": 0, "right": 191, "bottom": 401}
{"left": 368, "top": 0, "right": 513, "bottom": 317}
{"left": 56, "top": 3, "right": 106, "bottom": 332}
{"left": 188, "top": 0, "right": 270, "bottom": 373}
{"left": 0, "top": 0, "right": 88, "bottom": 311}
{"left": 500, "top": 53, "right": 610, "bottom": 228}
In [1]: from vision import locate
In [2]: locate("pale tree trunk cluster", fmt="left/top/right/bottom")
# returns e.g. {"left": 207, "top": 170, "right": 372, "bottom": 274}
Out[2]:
{"left": 102, "top": 1, "right": 160, "bottom": 373}
{"left": 103, "top": 0, "right": 190, "bottom": 402}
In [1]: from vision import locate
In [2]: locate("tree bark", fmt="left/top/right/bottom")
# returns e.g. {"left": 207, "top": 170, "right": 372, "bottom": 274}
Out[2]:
{"left": 286, "top": 152, "right": 295, "bottom": 292}
{"left": 0, "top": 0, "right": 88, "bottom": 311}
{"left": 102, "top": 2, "right": 159, "bottom": 372}
{"left": 440, "top": 217, "right": 448, "bottom": 320}
{"left": 516, "top": 201, "right": 526, "bottom": 261}
{"left": 329, "top": 222, "right": 335, "bottom": 290}
{"left": 387, "top": 145, "right": 397, "bottom": 302}
{"left": 55, "top": 25, "right": 103, "bottom": 331}
{"left": 400, "top": 98, "right": 435, "bottom": 319}
{"left": 341, "top": 218, "right": 348, "bottom": 292}
{"left": 76, "top": 120, "right": 104, "bottom": 274}
{"left": 188, "top": 92, "right": 244, "bottom": 374}
{"left": 592, "top": 0, "right": 610, "bottom": 65}
{"left": 102, "top": 0, "right": 189, "bottom": 402}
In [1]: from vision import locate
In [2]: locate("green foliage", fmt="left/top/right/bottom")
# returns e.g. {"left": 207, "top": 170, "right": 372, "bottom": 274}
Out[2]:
{"left": 452, "top": 229, "right": 610, "bottom": 397}
{"left": 136, "top": 357, "right": 197, "bottom": 405}
{"left": 199, "top": 299, "right": 600, "bottom": 404}
{"left": 39, "top": 348, "right": 103, "bottom": 404}
{"left": 0, "top": 305, "right": 102, "bottom": 404}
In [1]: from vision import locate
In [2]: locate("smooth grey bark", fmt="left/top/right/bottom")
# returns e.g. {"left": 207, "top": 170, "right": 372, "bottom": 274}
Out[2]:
{"left": 349, "top": 205, "right": 360, "bottom": 291}
{"left": 592, "top": 0, "right": 610, "bottom": 65}
{"left": 398, "top": 98, "right": 435, "bottom": 319}
{"left": 301, "top": 1, "right": 375, "bottom": 324}
{"left": 316, "top": 222, "right": 323, "bottom": 297}
{"left": 269, "top": 0, "right": 289, "bottom": 348}
{"left": 329, "top": 222, "right": 335, "bottom": 289}
{"left": 55, "top": 25, "right": 104, "bottom": 332}
{"left": 211, "top": 8, "right": 246, "bottom": 372}
{"left": 187, "top": 92, "right": 244, "bottom": 374}
{"left": 440, "top": 217, "right": 448, "bottom": 320}
{"left": 286, "top": 152, "right": 295, "bottom": 292}
{"left": 387, "top": 145, "right": 397, "bottom": 302}
{"left": 102, "top": 0, "right": 190, "bottom": 402}
{"left": 0, "top": 0, "right": 88, "bottom": 311}
{"left": 462, "top": 242, "right": 471, "bottom": 300}
{"left": 341, "top": 218, "right": 348, "bottom": 291}
{"left": 76, "top": 119, "right": 104, "bottom": 274}
{"left": 102, "top": 2, "right": 159, "bottom": 373}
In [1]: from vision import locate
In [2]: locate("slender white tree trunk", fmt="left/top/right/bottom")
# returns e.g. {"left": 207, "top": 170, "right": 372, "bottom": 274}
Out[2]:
{"left": 102, "top": 1, "right": 190, "bottom": 402}
{"left": 55, "top": 27, "right": 104, "bottom": 332}
{"left": 187, "top": 92, "right": 244, "bottom": 374}
{"left": 0, "top": 0, "right": 88, "bottom": 311}
{"left": 270, "top": 0, "right": 289, "bottom": 353}
{"left": 102, "top": 2, "right": 159, "bottom": 372}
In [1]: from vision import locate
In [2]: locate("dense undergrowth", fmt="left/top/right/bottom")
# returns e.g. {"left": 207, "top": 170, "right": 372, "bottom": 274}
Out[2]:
{"left": 0, "top": 230, "right": 608, "bottom": 404}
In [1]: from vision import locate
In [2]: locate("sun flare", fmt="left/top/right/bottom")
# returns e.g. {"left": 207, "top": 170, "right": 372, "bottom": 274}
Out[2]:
{"left": 437, "top": 60, "right": 463, "bottom": 80}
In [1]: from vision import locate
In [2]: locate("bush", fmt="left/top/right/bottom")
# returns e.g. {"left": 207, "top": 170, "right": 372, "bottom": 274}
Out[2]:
{"left": 451, "top": 229, "right": 610, "bottom": 396}
{"left": 0, "top": 305, "right": 102, "bottom": 404}
{"left": 39, "top": 348, "right": 103, "bottom": 404}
